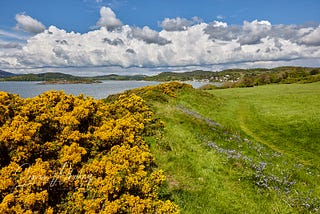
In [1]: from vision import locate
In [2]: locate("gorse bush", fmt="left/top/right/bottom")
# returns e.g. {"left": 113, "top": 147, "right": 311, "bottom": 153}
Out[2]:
{"left": 0, "top": 89, "right": 179, "bottom": 213}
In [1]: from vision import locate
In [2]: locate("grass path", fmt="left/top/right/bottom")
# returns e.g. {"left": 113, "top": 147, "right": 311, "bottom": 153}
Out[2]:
{"left": 238, "top": 102, "right": 283, "bottom": 154}
{"left": 208, "top": 82, "right": 320, "bottom": 167}
{"left": 237, "top": 102, "right": 311, "bottom": 166}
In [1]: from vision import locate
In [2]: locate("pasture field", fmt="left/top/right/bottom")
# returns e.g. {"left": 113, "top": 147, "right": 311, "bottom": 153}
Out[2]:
{"left": 145, "top": 82, "right": 320, "bottom": 213}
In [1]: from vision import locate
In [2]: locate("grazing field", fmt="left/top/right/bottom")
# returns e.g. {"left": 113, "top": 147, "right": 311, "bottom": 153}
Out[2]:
{"left": 144, "top": 82, "right": 320, "bottom": 213}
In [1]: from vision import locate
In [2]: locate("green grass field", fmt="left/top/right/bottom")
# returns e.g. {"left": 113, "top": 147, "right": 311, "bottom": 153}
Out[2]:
{"left": 145, "top": 82, "right": 320, "bottom": 213}
{"left": 209, "top": 83, "right": 320, "bottom": 166}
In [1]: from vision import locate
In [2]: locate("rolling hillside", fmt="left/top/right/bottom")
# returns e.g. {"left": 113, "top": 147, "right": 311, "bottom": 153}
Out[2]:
{"left": 118, "top": 81, "right": 320, "bottom": 213}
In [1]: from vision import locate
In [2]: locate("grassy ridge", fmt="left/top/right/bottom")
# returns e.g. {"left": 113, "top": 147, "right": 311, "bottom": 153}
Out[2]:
{"left": 138, "top": 82, "right": 320, "bottom": 213}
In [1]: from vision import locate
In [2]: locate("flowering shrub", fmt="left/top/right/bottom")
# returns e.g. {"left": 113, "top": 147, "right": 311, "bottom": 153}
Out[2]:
{"left": 106, "top": 82, "right": 193, "bottom": 103}
{"left": 0, "top": 90, "right": 179, "bottom": 213}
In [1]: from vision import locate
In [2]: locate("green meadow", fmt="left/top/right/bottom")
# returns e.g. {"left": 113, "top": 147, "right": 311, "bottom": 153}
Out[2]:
{"left": 144, "top": 82, "right": 320, "bottom": 213}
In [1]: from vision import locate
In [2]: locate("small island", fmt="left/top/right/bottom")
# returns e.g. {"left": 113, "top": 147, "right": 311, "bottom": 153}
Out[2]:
{"left": 38, "top": 79, "right": 102, "bottom": 85}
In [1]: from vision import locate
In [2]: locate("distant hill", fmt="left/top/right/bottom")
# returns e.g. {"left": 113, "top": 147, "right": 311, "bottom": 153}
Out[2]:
{"left": 0, "top": 72, "right": 102, "bottom": 84}
{"left": 1, "top": 66, "right": 319, "bottom": 86}
{"left": 93, "top": 74, "right": 147, "bottom": 81}
{"left": 1, "top": 72, "right": 147, "bottom": 82}
{"left": 145, "top": 66, "right": 320, "bottom": 86}
{"left": 0, "top": 72, "right": 93, "bottom": 82}
{"left": 2, "top": 72, "right": 76, "bottom": 81}
{"left": 0, "top": 70, "right": 17, "bottom": 78}
{"left": 219, "top": 66, "right": 320, "bottom": 87}
{"left": 144, "top": 70, "right": 214, "bottom": 81}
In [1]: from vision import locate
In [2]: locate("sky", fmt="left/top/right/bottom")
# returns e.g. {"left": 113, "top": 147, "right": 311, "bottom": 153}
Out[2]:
{"left": 0, "top": 0, "right": 320, "bottom": 76}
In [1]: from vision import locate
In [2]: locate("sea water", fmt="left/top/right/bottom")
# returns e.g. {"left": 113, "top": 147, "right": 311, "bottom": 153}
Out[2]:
{"left": 0, "top": 81, "right": 206, "bottom": 99}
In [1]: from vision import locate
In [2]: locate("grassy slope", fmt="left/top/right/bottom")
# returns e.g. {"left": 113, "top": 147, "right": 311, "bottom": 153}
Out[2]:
{"left": 144, "top": 82, "right": 320, "bottom": 213}
{"left": 208, "top": 82, "right": 320, "bottom": 166}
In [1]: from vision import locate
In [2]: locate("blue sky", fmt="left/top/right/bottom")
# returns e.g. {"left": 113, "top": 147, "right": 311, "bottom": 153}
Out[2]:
{"left": 0, "top": 0, "right": 320, "bottom": 75}
{"left": 1, "top": 0, "right": 319, "bottom": 32}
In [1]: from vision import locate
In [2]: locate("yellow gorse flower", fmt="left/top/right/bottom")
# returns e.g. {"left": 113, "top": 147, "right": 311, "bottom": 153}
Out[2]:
{"left": 0, "top": 86, "right": 181, "bottom": 213}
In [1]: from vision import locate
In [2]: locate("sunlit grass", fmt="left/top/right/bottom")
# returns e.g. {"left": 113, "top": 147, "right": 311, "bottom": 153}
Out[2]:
{"left": 208, "top": 82, "right": 320, "bottom": 166}
{"left": 145, "top": 82, "right": 320, "bottom": 213}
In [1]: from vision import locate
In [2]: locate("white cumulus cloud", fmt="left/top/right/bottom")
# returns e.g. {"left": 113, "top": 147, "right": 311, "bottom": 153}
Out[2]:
{"left": 131, "top": 26, "right": 171, "bottom": 45}
{"left": 159, "top": 17, "right": 202, "bottom": 31}
{"left": 14, "top": 13, "right": 46, "bottom": 34}
{"left": 300, "top": 26, "right": 320, "bottom": 46}
{"left": 96, "top": 7, "right": 122, "bottom": 30}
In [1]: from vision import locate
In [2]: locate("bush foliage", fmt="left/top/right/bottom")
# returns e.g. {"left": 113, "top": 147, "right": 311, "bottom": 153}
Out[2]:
{"left": 222, "top": 67, "right": 320, "bottom": 88}
{"left": 0, "top": 88, "right": 180, "bottom": 213}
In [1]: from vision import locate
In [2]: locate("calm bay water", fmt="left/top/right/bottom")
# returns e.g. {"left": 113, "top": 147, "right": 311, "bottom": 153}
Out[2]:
{"left": 0, "top": 81, "right": 205, "bottom": 99}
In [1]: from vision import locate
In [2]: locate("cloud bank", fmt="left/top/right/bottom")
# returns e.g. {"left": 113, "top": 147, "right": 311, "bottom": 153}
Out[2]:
{"left": 1, "top": 7, "right": 319, "bottom": 74}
